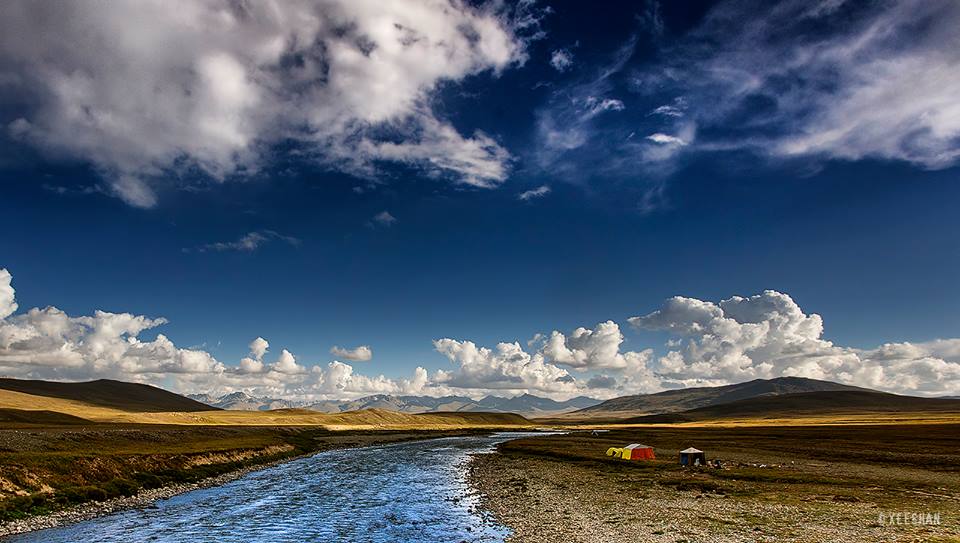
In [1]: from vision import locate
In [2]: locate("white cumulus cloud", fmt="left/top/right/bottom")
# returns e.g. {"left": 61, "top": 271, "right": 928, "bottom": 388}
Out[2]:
{"left": 1, "top": 0, "right": 533, "bottom": 207}
{"left": 0, "top": 269, "right": 17, "bottom": 320}
{"left": 330, "top": 345, "right": 373, "bottom": 362}
{"left": 630, "top": 290, "right": 960, "bottom": 395}
{"left": 2, "top": 266, "right": 957, "bottom": 401}
{"left": 433, "top": 339, "right": 577, "bottom": 395}
{"left": 541, "top": 321, "right": 650, "bottom": 371}
{"left": 432, "top": 323, "right": 663, "bottom": 399}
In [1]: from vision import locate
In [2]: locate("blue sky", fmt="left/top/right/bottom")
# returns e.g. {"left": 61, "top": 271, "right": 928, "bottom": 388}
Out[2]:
{"left": 1, "top": 0, "right": 959, "bottom": 400}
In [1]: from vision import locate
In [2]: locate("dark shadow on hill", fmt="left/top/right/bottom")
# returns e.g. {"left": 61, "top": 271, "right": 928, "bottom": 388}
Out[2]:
{"left": 0, "top": 378, "right": 219, "bottom": 413}
{"left": 624, "top": 390, "right": 960, "bottom": 424}
{"left": 575, "top": 377, "right": 870, "bottom": 417}
{"left": 0, "top": 408, "right": 92, "bottom": 425}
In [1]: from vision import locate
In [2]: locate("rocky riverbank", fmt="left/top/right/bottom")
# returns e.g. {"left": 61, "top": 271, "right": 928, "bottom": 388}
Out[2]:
{"left": 0, "top": 428, "right": 482, "bottom": 539}
{"left": 0, "top": 459, "right": 282, "bottom": 538}
{"left": 468, "top": 428, "right": 960, "bottom": 542}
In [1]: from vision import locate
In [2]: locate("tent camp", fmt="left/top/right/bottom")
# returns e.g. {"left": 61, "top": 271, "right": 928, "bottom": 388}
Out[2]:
{"left": 606, "top": 443, "right": 655, "bottom": 461}
{"left": 679, "top": 447, "right": 705, "bottom": 466}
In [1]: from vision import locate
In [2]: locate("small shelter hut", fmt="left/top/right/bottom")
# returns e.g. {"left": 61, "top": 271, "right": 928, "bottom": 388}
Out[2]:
{"left": 679, "top": 447, "right": 705, "bottom": 466}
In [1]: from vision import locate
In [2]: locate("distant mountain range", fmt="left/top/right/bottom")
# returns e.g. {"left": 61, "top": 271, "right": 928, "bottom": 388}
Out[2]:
{"left": 3, "top": 376, "right": 957, "bottom": 424}
{"left": 185, "top": 378, "right": 890, "bottom": 418}
{"left": 187, "top": 391, "right": 300, "bottom": 411}
{"left": 188, "top": 391, "right": 601, "bottom": 416}
{"left": 569, "top": 377, "right": 868, "bottom": 418}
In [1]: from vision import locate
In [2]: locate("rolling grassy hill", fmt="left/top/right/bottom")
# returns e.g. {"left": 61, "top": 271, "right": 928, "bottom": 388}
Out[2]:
{"left": 0, "top": 378, "right": 218, "bottom": 413}
{"left": 569, "top": 377, "right": 868, "bottom": 418}
{"left": 624, "top": 390, "right": 960, "bottom": 424}
{"left": 0, "top": 379, "right": 532, "bottom": 429}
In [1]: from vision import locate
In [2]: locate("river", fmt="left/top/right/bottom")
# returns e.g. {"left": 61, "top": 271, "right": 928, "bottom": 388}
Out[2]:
{"left": 7, "top": 432, "right": 539, "bottom": 543}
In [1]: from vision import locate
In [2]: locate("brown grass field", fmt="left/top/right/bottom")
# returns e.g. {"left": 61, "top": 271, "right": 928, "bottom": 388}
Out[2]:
{"left": 470, "top": 424, "right": 960, "bottom": 542}
{"left": 0, "top": 388, "right": 531, "bottom": 429}
{"left": 3, "top": 380, "right": 960, "bottom": 540}
{"left": 539, "top": 411, "right": 960, "bottom": 428}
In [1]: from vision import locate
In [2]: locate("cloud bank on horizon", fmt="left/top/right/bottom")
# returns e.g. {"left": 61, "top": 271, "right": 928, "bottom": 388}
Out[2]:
{"left": 1, "top": 268, "right": 957, "bottom": 400}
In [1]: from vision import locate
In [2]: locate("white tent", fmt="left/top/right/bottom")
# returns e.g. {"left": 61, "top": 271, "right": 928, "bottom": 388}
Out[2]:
{"left": 679, "top": 447, "right": 705, "bottom": 466}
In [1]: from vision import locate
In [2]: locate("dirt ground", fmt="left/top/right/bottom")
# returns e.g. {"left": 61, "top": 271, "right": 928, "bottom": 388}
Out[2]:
{"left": 469, "top": 425, "right": 960, "bottom": 543}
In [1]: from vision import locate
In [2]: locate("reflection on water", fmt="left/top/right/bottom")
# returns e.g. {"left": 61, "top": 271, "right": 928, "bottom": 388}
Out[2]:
{"left": 8, "top": 433, "right": 537, "bottom": 543}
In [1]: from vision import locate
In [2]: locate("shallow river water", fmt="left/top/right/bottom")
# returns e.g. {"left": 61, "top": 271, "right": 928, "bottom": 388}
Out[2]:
{"left": 8, "top": 432, "right": 536, "bottom": 543}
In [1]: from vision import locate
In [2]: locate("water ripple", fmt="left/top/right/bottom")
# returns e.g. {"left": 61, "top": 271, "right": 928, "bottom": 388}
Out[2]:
{"left": 8, "top": 433, "right": 535, "bottom": 543}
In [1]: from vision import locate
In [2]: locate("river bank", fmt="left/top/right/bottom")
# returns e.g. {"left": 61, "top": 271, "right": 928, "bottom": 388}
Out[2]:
{"left": 0, "top": 457, "right": 282, "bottom": 537}
{"left": 4, "top": 432, "right": 527, "bottom": 543}
{"left": 468, "top": 425, "right": 960, "bottom": 542}
{"left": 0, "top": 426, "right": 489, "bottom": 538}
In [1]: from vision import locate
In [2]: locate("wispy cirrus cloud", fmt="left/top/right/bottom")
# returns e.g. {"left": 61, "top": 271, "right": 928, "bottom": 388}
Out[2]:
{"left": 517, "top": 185, "right": 551, "bottom": 201}
{"left": 369, "top": 211, "right": 397, "bottom": 228}
{"left": 549, "top": 48, "right": 574, "bottom": 72}
{"left": 646, "top": 133, "right": 687, "bottom": 146}
{"left": 185, "top": 230, "right": 300, "bottom": 253}
{"left": 529, "top": 0, "right": 960, "bottom": 213}
{"left": 635, "top": 0, "right": 960, "bottom": 170}
{"left": 531, "top": 35, "right": 636, "bottom": 179}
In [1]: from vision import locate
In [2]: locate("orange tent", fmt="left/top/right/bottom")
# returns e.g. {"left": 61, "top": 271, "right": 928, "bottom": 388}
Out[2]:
{"left": 624, "top": 443, "right": 655, "bottom": 460}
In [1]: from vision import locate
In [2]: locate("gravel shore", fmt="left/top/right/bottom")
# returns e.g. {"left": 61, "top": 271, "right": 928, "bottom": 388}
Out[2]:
{"left": 468, "top": 450, "right": 959, "bottom": 543}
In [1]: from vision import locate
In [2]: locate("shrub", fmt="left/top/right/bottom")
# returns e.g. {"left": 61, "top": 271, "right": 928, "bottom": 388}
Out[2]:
{"left": 102, "top": 478, "right": 139, "bottom": 498}
{"left": 132, "top": 472, "right": 163, "bottom": 489}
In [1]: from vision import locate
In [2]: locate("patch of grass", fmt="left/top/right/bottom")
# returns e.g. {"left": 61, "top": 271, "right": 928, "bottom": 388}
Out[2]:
{"left": 664, "top": 478, "right": 728, "bottom": 494}
{"left": 709, "top": 468, "right": 851, "bottom": 486}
